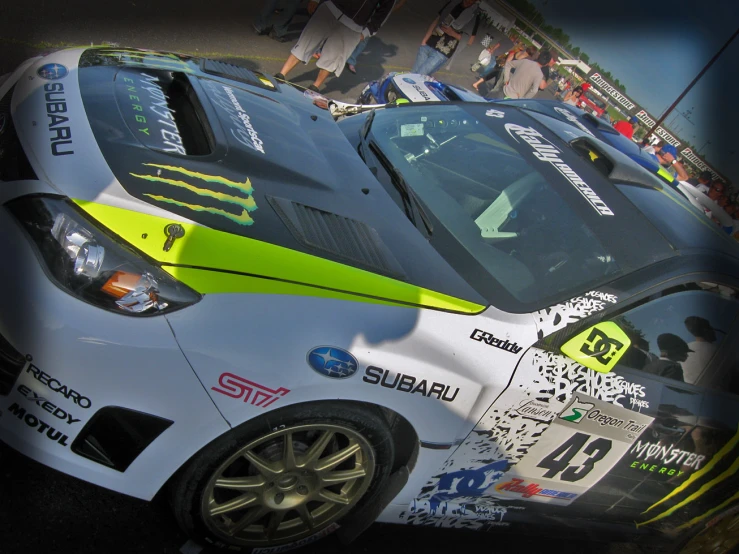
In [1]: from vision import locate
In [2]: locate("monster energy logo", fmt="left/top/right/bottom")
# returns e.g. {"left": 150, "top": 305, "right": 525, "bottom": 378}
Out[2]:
{"left": 130, "top": 163, "right": 257, "bottom": 226}
{"left": 97, "top": 49, "right": 192, "bottom": 73}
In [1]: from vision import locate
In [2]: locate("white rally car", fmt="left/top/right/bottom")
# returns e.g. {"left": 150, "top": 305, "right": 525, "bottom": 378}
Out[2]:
{"left": 1, "top": 48, "right": 739, "bottom": 554}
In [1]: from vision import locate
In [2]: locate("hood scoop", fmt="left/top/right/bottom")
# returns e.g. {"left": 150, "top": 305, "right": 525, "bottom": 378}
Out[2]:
{"left": 268, "top": 196, "right": 406, "bottom": 280}
{"left": 200, "top": 59, "right": 277, "bottom": 92}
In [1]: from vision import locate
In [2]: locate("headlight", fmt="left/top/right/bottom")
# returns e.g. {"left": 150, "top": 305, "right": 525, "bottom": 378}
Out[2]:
{"left": 8, "top": 195, "right": 201, "bottom": 315}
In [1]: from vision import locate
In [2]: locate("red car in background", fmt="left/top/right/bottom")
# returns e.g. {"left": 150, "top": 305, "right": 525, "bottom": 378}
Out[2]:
{"left": 579, "top": 91, "right": 608, "bottom": 118}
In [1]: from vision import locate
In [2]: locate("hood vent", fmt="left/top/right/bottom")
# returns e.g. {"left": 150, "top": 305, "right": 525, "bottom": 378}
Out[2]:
{"left": 268, "top": 196, "right": 406, "bottom": 280}
{"left": 0, "top": 85, "right": 37, "bottom": 182}
{"left": 201, "top": 59, "right": 278, "bottom": 92}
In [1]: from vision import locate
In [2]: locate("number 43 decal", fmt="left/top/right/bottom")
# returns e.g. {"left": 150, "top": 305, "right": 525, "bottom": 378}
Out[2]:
{"left": 537, "top": 433, "right": 612, "bottom": 482}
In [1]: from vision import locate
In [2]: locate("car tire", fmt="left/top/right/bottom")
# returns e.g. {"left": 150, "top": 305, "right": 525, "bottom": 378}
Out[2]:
{"left": 169, "top": 401, "right": 394, "bottom": 552}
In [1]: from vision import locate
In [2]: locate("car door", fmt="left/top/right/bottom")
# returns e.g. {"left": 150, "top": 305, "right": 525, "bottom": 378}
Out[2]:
{"left": 402, "top": 280, "right": 738, "bottom": 535}
{"left": 567, "top": 279, "right": 739, "bottom": 532}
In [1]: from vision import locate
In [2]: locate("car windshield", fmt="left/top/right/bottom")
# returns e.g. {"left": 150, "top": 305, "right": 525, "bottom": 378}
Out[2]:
{"left": 366, "top": 104, "right": 628, "bottom": 306}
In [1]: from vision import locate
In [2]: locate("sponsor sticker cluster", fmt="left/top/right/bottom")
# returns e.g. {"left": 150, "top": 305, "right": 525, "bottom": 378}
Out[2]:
{"left": 490, "top": 395, "right": 653, "bottom": 505}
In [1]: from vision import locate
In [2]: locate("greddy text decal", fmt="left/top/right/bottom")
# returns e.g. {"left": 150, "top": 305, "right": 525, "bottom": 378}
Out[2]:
{"left": 202, "top": 81, "right": 265, "bottom": 154}
{"left": 212, "top": 373, "right": 290, "bottom": 408}
{"left": 130, "top": 163, "right": 258, "bottom": 226}
{"left": 470, "top": 329, "right": 523, "bottom": 354}
{"left": 363, "top": 366, "right": 459, "bottom": 403}
{"left": 504, "top": 123, "right": 613, "bottom": 216}
{"left": 44, "top": 83, "right": 74, "bottom": 156}
{"left": 490, "top": 395, "right": 652, "bottom": 505}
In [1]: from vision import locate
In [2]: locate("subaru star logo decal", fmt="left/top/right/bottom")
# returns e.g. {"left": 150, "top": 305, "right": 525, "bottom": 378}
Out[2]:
{"left": 37, "top": 63, "right": 68, "bottom": 80}
{"left": 402, "top": 77, "right": 416, "bottom": 84}
{"left": 307, "top": 346, "right": 358, "bottom": 379}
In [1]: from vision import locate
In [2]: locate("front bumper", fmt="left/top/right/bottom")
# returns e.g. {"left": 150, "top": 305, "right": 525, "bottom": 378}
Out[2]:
{"left": 0, "top": 205, "right": 230, "bottom": 500}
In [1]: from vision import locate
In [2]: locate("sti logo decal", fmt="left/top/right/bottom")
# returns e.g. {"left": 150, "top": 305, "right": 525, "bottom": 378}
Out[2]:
{"left": 306, "top": 346, "right": 358, "bottom": 379}
{"left": 212, "top": 373, "right": 289, "bottom": 408}
{"left": 37, "top": 63, "right": 68, "bottom": 80}
{"left": 559, "top": 396, "right": 594, "bottom": 423}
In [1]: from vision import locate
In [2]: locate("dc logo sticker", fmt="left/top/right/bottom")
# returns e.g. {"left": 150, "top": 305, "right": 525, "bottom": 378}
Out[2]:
{"left": 560, "top": 396, "right": 595, "bottom": 423}
{"left": 37, "top": 63, "right": 68, "bottom": 80}
{"left": 306, "top": 346, "right": 358, "bottom": 379}
{"left": 403, "top": 77, "right": 417, "bottom": 84}
{"left": 580, "top": 327, "right": 625, "bottom": 367}
{"left": 486, "top": 109, "right": 505, "bottom": 118}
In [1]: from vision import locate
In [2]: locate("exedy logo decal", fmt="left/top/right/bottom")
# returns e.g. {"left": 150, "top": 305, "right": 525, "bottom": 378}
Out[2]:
{"left": 559, "top": 396, "right": 594, "bottom": 423}
{"left": 212, "top": 373, "right": 290, "bottom": 408}
{"left": 130, "top": 163, "right": 258, "bottom": 226}
{"left": 504, "top": 123, "right": 613, "bottom": 216}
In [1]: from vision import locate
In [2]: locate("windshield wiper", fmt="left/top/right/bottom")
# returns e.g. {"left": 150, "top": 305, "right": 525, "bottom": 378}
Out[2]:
{"left": 367, "top": 140, "right": 433, "bottom": 236}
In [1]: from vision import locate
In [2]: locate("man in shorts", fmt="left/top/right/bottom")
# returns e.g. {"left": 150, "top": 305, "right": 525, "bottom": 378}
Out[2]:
{"left": 275, "top": 0, "right": 396, "bottom": 92}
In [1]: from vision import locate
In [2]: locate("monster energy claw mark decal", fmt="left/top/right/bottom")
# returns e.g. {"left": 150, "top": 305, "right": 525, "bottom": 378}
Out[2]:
{"left": 130, "top": 163, "right": 258, "bottom": 225}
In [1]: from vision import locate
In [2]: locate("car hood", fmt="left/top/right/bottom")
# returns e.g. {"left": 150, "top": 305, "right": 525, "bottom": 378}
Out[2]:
{"left": 391, "top": 73, "right": 484, "bottom": 103}
{"left": 10, "top": 47, "right": 485, "bottom": 309}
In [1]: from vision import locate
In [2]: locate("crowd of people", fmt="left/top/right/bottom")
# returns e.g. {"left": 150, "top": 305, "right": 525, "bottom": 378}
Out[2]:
{"left": 250, "top": 0, "right": 736, "bottom": 222}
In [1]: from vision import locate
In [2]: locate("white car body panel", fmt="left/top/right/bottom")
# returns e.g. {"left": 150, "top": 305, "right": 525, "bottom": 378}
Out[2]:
{"left": 0, "top": 210, "right": 230, "bottom": 500}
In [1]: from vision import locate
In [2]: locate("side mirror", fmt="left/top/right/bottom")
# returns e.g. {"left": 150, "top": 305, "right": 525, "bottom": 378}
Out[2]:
{"left": 560, "top": 321, "right": 631, "bottom": 374}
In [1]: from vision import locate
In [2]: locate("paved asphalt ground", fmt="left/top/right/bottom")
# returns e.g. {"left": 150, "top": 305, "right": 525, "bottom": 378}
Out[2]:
{"left": 0, "top": 1, "right": 624, "bottom": 553}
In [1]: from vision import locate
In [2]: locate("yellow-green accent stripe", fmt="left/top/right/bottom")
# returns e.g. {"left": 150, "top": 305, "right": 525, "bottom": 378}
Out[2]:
{"left": 643, "top": 425, "right": 739, "bottom": 514}
{"left": 74, "top": 200, "right": 485, "bottom": 314}
{"left": 638, "top": 454, "right": 739, "bottom": 527}
{"left": 675, "top": 490, "right": 739, "bottom": 532}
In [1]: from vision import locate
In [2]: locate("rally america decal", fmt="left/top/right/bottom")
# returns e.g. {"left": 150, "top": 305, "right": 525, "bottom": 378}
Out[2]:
{"left": 504, "top": 123, "right": 614, "bottom": 216}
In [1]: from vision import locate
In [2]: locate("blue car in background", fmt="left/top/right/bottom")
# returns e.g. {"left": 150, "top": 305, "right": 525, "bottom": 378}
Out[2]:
{"left": 357, "top": 71, "right": 485, "bottom": 105}
{"left": 494, "top": 99, "right": 677, "bottom": 186}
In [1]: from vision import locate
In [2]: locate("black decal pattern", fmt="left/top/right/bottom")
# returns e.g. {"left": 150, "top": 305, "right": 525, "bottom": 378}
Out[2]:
{"left": 405, "top": 293, "right": 634, "bottom": 527}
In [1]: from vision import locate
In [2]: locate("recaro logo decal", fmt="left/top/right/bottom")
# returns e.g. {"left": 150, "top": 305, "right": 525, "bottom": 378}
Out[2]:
{"left": 306, "top": 346, "right": 358, "bottom": 379}
{"left": 559, "top": 396, "right": 594, "bottom": 423}
{"left": 130, "top": 163, "right": 258, "bottom": 226}
{"left": 37, "top": 63, "right": 68, "bottom": 80}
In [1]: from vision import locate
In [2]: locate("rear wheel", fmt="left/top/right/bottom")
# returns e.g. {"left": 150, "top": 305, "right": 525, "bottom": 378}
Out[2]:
{"left": 170, "top": 402, "right": 393, "bottom": 552}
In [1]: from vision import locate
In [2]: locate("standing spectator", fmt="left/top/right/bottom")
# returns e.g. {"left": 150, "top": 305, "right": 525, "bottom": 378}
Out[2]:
{"left": 487, "top": 48, "right": 557, "bottom": 99}
{"left": 253, "top": 0, "right": 303, "bottom": 43}
{"left": 411, "top": 0, "right": 482, "bottom": 77}
{"left": 655, "top": 143, "right": 690, "bottom": 181}
{"left": 346, "top": 0, "right": 406, "bottom": 74}
{"left": 562, "top": 88, "right": 582, "bottom": 106}
{"left": 470, "top": 42, "right": 501, "bottom": 91}
{"left": 613, "top": 115, "right": 639, "bottom": 140}
{"left": 688, "top": 170, "right": 714, "bottom": 193}
{"left": 477, "top": 44, "right": 536, "bottom": 95}
{"left": 275, "top": 0, "right": 396, "bottom": 92}
{"left": 572, "top": 81, "right": 591, "bottom": 96}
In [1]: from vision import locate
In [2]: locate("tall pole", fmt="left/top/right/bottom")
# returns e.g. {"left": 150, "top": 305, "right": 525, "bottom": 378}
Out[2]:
{"left": 647, "top": 27, "right": 739, "bottom": 138}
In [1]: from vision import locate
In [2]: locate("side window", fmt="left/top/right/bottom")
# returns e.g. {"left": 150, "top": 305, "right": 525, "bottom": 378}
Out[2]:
{"left": 607, "top": 283, "right": 738, "bottom": 385}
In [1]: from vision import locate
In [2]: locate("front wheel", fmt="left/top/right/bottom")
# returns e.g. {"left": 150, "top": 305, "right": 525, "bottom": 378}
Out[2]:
{"left": 169, "top": 402, "right": 394, "bottom": 552}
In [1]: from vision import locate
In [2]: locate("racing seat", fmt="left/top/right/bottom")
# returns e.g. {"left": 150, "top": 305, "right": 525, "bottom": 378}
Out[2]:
{"left": 474, "top": 172, "right": 541, "bottom": 241}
